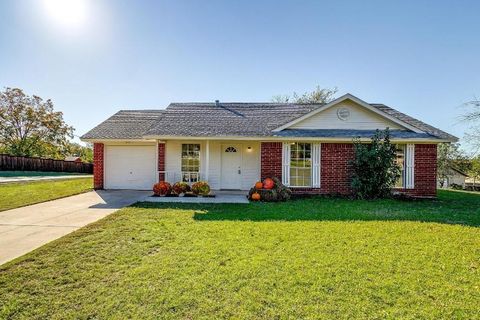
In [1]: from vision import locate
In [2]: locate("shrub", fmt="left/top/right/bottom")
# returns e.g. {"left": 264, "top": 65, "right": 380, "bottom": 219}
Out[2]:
{"left": 191, "top": 181, "right": 211, "bottom": 196}
{"left": 153, "top": 181, "right": 172, "bottom": 196}
{"left": 449, "top": 183, "right": 463, "bottom": 190}
{"left": 351, "top": 129, "right": 401, "bottom": 199}
{"left": 173, "top": 181, "right": 191, "bottom": 194}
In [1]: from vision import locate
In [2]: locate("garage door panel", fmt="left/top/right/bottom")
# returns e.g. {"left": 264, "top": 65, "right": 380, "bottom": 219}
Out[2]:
{"left": 105, "top": 145, "right": 156, "bottom": 190}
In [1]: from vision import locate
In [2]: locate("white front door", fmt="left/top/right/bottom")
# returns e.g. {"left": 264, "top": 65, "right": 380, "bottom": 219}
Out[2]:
{"left": 221, "top": 144, "right": 242, "bottom": 189}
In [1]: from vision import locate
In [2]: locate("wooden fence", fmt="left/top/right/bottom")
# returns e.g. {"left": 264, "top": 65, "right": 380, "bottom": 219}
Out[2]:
{"left": 0, "top": 154, "right": 93, "bottom": 174}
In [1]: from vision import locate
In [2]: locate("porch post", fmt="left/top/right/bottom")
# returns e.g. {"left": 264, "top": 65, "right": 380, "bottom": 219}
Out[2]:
{"left": 205, "top": 140, "right": 210, "bottom": 182}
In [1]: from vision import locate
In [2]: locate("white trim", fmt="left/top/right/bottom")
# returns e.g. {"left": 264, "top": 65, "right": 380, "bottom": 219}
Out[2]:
{"left": 312, "top": 143, "right": 321, "bottom": 188}
{"left": 155, "top": 141, "right": 159, "bottom": 183}
{"left": 405, "top": 144, "right": 415, "bottom": 189}
{"left": 205, "top": 140, "right": 210, "bottom": 182}
{"left": 137, "top": 136, "right": 449, "bottom": 143}
{"left": 282, "top": 142, "right": 291, "bottom": 186}
{"left": 272, "top": 94, "right": 423, "bottom": 133}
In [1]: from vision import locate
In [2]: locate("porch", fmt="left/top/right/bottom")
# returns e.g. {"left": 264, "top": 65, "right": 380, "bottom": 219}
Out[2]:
{"left": 160, "top": 140, "right": 261, "bottom": 191}
{"left": 145, "top": 190, "right": 249, "bottom": 204}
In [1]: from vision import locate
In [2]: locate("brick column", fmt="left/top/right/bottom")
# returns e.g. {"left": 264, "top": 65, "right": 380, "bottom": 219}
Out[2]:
{"left": 320, "top": 143, "right": 354, "bottom": 195}
{"left": 93, "top": 143, "right": 104, "bottom": 189}
{"left": 412, "top": 144, "right": 437, "bottom": 197}
{"left": 260, "top": 142, "right": 282, "bottom": 180}
{"left": 158, "top": 142, "right": 166, "bottom": 181}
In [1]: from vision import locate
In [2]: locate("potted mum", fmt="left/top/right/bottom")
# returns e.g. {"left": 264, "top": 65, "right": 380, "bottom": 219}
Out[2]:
{"left": 172, "top": 181, "right": 191, "bottom": 196}
{"left": 191, "top": 181, "right": 211, "bottom": 196}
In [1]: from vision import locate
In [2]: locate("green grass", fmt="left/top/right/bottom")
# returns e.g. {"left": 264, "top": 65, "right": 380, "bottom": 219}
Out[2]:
{"left": 1, "top": 190, "right": 479, "bottom": 319}
{"left": 0, "top": 171, "right": 88, "bottom": 177}
{"left": 0, "top": 178, "right": 93, "bottom": 211}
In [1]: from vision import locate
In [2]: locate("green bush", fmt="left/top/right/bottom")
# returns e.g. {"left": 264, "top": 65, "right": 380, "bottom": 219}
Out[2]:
{"left": 351, "top": 129, "right": 400, "bottom": 199}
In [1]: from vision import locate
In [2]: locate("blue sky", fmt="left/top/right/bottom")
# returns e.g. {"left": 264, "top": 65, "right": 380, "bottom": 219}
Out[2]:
{"left": 0, "top": 0, "right": 478, "bottom": 149}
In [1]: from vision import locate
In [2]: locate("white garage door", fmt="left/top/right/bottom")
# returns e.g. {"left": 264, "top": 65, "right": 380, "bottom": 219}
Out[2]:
{"left": 105, "top": 145, "right": 156, "bottom": 190}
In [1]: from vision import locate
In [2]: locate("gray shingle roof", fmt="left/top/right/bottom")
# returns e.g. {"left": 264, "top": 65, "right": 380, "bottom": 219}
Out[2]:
{"left": 81, "top": 101, "right": 457, "bottom": 141}
{"left": 144, "top": 103, "right": 321, "bottom": 137}
{"left": 81, "top": 110, "right": 165, "bottom": 140}
{"left": 370, "top": 104, "right": 457, "bottom": 141}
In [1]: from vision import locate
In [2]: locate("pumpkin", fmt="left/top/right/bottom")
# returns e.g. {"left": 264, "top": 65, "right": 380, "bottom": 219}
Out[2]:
{"left": 255, "top": 181, "right": 263, "bottom": 189}
{"left": 153, "top": 181, "right": 172, "bottom": 196}
{"left": 263, "top": 178, "right": 274, "bottom": 190}
{"left": 251, "top": 192, "right": 261, "bottom": 201}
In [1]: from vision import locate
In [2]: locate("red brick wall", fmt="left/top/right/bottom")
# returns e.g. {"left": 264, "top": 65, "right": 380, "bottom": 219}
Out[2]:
{"left": 158, "top": 142, "right": 165, "bottom": 181}
{"left": 259, "top": 142, "right": 437, "bottom": 198}
{"left": 397, "top": 144, "right": 437, "bottom": 198}
{"left": 319, "top": 143, "right": 354, "bottom": 195}
{"left": 260, "top": 142, "right": 282, "bottom": 180}
{"left": 93, "top": 143, "right": 104, "bottom": 189}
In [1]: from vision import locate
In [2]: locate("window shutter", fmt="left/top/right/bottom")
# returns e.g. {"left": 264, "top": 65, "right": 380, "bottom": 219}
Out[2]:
{"left": 282, "top": 142, "right": 291, "bottom": 186}
{"left": 312, "top": 143, "right": 321, "bottom": 188}
{"left": 405, "top": 144, "right": 415, "bottom": 189}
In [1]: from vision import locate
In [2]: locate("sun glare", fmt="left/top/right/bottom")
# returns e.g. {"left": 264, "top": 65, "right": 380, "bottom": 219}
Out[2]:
{"left": 42, "top": 0, "right": 88, "bottom": 30}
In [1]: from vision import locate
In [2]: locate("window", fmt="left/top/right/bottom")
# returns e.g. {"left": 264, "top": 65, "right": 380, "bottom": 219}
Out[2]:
{"left": 181, "top": 144, "right": 200, "bottom": 182}
{"left": 290, "top": 142, "right": 312, "bottom": 187}
{"left": 395, "top": 144, "right": 405, "bottom": 188}
{"left": 225, "top": 146, "right": 237, "bottom": 153}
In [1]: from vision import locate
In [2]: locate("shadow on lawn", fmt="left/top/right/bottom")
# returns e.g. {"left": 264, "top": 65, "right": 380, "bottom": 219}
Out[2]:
{"left": 133, "top": 190, "right": 480, "bottom": 227}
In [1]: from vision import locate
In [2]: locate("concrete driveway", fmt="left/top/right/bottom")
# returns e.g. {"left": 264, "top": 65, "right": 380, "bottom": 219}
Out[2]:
{"left": 0, "top": 190, "right": 150, "bottom": 265}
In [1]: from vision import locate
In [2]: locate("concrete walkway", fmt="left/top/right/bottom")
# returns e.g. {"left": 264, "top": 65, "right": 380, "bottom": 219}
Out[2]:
{"left": 145, "top": 191, "right": 250, "bottom": 204}
{"left": 0, "top": 190, "right": 150, "bottom": 265}
{"left": 0, "top": 174, "right": 92, "bottom": 183}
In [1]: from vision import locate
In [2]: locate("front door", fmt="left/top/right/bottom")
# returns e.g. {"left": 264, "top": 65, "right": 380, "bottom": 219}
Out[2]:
{"left": 221, "top": 144, "right": 242, "bottom": 189}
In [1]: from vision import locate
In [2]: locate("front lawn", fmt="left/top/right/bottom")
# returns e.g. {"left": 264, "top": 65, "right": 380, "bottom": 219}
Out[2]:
{"left": 0, "top": 178, "right": 93, "bottom": 211}
{"left": 1, "top": 190, "right": 479, "bottom": 319}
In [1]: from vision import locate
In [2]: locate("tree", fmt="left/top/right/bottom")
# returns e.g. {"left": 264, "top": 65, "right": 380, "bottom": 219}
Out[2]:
{"left": 272, "top": 86, "right": 338, "bottom": 104}
{"left": 469, "top": 156, "right": 480, "bottom": 188}
{"left": 462, "top": 97, "right": 480, "bottom": 152}
{"left": 0, "top": 87, "right": 73, "bottom": 158}
{"left": 437, "top": 143, "right": 471, "bottom": 187}
{"left": 65, "top": 142, "right": 93, "bottom": 163}
{"left": 351, "top": 129, "right": 401, "bottom": 199}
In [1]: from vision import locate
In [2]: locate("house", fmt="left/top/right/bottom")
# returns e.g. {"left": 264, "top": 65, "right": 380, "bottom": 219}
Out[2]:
{"left": 64, "top": 156, "right": 83, "bottom": 163}
{"left": 81, "top": 94, "right": 457, "bottom": 197}
{"left": 438, "top": 167, "right": 468, "bottom": 188}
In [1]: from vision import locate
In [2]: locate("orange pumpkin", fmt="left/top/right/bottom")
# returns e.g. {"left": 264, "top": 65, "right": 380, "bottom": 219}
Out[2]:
{"left": 255, "top": 181, "right": 263, "bottom": 189}
{"left": 263, "top": 178, "right": 274, "bottom": 190}
{"left": 251, "top": 192, "right": 261, "bottom": 201}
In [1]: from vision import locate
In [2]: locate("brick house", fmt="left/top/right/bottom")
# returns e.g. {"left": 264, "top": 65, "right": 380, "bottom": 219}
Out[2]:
{"left": 81, "top": 94, "right": 457, "bottom": 197}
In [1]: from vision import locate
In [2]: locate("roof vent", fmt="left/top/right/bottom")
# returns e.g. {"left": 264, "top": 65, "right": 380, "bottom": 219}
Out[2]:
{"left": 215, "top": 100, "right": 220, "bottom": 107}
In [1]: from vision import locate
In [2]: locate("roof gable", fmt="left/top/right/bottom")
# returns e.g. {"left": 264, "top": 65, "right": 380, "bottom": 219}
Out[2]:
{"left": 273, "top": 94, "right": 423, "bottom": 133}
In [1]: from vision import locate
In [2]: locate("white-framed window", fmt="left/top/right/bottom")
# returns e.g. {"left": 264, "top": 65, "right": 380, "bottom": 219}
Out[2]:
{"left": 395, "top": 144, "right": 415, "bottom": 189}
{"left": 290, "top": 142, "right": 312, "bottom": 187}
{"left": 181, "top": 144, "right": 200, "bottom": 182}
{"left": 395, "top": 144, "right": 405, "bottom": 188}
{"left": 282, "top": 142, "right": 321, "bottom": 188}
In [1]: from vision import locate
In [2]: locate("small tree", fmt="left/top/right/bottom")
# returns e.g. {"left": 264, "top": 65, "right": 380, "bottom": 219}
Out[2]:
{"left": 272, "top": 86, "right": 338, "bottom": 104}
{"left": 437, "top": 143, "right": 471, "bottom": 187}
{"left": 351, "top": 129, "right": 400, "bottom": 199}
{"left": 462, "top": 97, "right": 480, "bottom": 153}
{"left": 469, "top": 157, "right": 480, "bottom": 188}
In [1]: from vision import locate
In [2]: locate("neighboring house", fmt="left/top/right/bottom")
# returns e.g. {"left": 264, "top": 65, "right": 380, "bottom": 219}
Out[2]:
{"left": 81, "top": 94, "right": 457, "bottom": 197}
{"left": 64, "top": 156, "right": 83, "bottom": 163}
{"left": 438, "top": 167, "right": 469, "bottom": 188}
